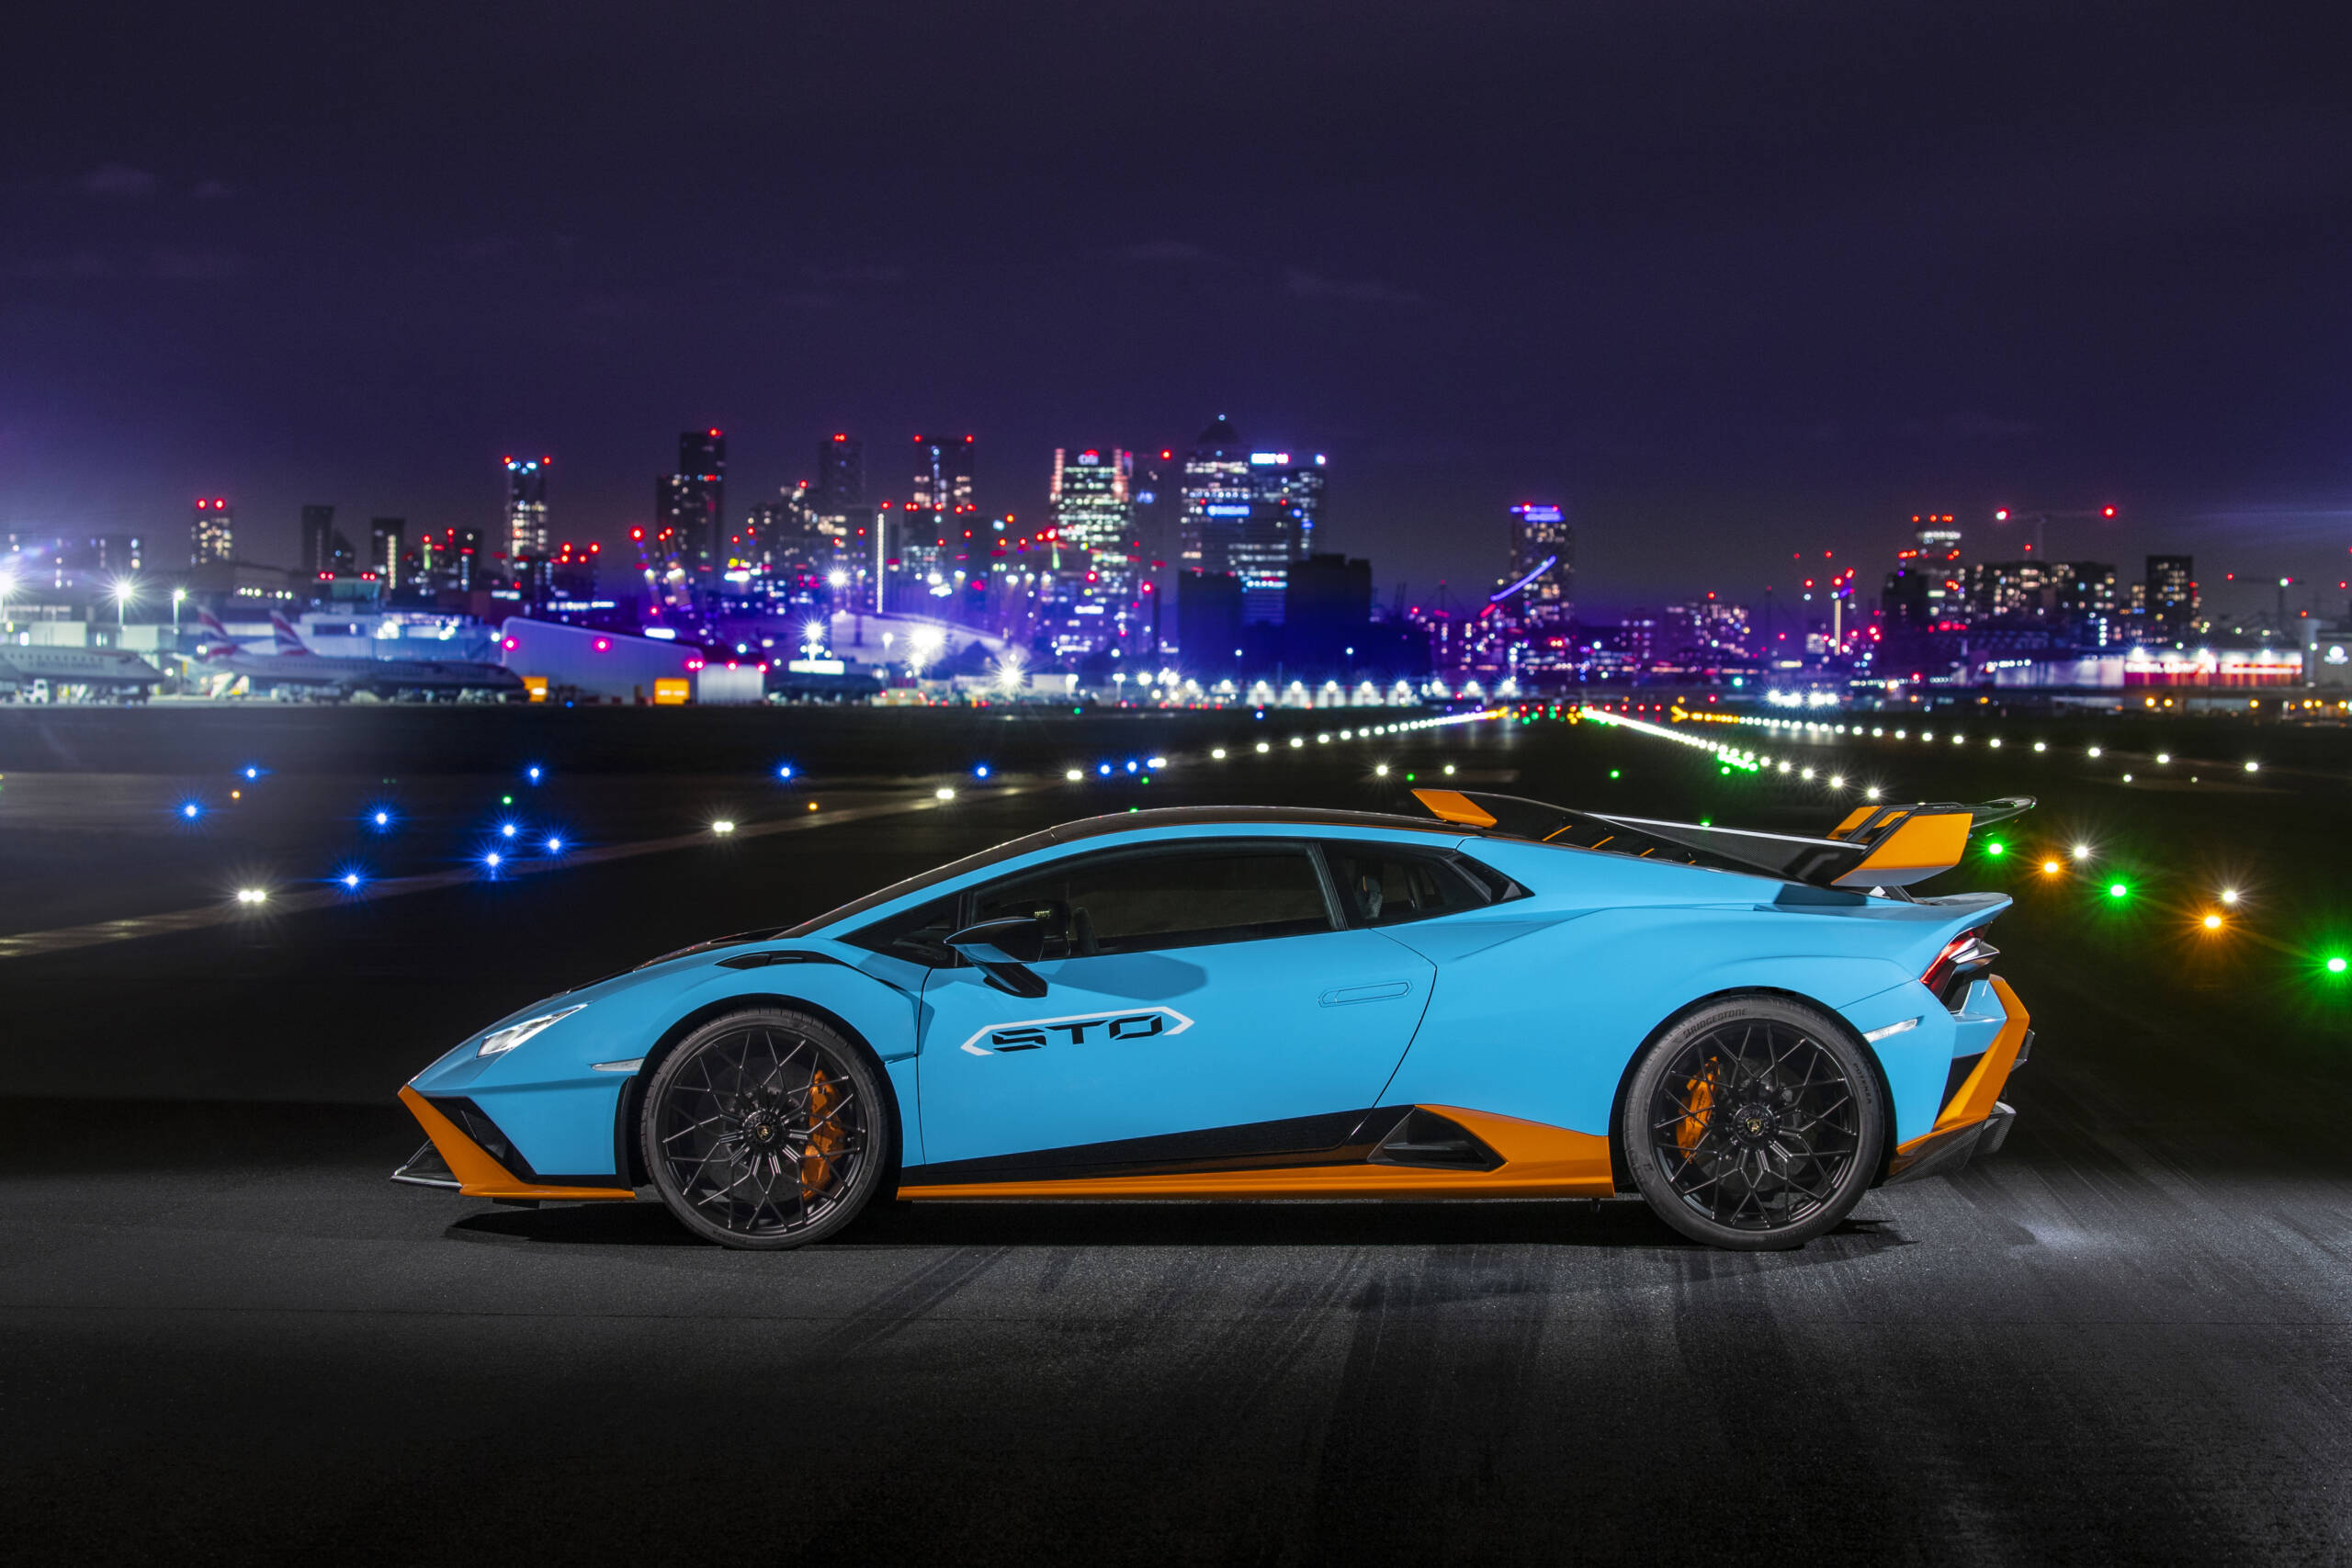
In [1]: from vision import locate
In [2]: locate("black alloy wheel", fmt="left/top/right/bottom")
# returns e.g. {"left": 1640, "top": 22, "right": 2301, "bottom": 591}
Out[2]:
{"left": 1621, "top": 996, "right": 1886, "bottom": 1250}
{"left": 641, "top": 1009, "right": 890, "bottom": 1249}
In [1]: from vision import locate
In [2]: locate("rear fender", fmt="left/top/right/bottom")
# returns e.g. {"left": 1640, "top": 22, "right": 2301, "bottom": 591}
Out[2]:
{"left": 1378, "top": 906, "right": 1914, "bottom": 1137}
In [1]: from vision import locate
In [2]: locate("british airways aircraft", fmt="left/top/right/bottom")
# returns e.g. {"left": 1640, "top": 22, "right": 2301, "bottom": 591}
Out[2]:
{"left": 191, "top": 611, "right": 526, "bottom": 701}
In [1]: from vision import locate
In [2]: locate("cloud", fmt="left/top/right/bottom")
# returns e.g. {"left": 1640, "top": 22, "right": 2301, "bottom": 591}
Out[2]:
{"left": 1284, "top": 267, "right": 1423, "bottom": 305}
{"left": 1120, "top": 240, "right": 1209, "bottom": 263}
{"left": 190, "top": 178, "right": 232, "bottom": 199}
{"left": 78, "top": 164, "right": 159, "bottom": 197}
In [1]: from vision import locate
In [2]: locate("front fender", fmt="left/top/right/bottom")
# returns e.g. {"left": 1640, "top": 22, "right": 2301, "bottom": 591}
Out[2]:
{"left": 405, "top": 942, "right": 925, "bottom": 1180}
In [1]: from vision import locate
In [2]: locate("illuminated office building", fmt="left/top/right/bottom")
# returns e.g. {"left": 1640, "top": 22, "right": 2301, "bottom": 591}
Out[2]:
{"left": 1179, "top": 419, "right": 1327, "bottom": 625}
{"left": 504, "top": 457, "right": 550, "bottom": 562}
{"left": 1503, "top": 503, "right": 1575, "bottom": 623}
{"left": 1049, "top": 448, "right": 1135, "bottom": 592}
{"left": 190, "top": 498, "right": 233, "bottom": 565}
{"left": 655, "top": 430, "right": 726, "bottom": 575}
{"left": 2146, "top": 555, "right": 2196, "bottom": 641}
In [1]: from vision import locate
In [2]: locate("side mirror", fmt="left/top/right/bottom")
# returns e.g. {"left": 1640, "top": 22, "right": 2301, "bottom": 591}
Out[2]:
{"left": 944, "top": 917, "right": 1051, "bottom": 998}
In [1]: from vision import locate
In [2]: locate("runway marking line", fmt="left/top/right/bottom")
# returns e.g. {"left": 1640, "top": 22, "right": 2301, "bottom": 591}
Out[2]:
{"left": 0, "top": 784, "right": 1036, "bottom": 963}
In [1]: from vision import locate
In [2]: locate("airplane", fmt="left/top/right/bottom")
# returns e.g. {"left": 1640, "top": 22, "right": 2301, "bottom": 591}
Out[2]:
{"left": 189, "top": 610, "right": 526, "bottom": 701}
{"left": 0, "top": 644, "right": 166, "bottom": 702}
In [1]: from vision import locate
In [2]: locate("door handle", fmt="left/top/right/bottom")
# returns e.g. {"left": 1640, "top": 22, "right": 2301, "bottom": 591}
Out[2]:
{"left": 1320, "top": 980, "right": 1412, "bottom": 1006}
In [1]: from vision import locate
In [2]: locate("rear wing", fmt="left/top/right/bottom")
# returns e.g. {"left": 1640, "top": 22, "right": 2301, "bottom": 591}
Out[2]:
{"left": 1410, "top": 787, "right": 2032, "bottom": 890}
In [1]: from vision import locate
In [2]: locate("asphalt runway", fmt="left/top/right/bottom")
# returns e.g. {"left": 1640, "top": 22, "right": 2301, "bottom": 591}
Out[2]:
{"left": 3, "top": 706, "right": 2347, "bottom": 1564}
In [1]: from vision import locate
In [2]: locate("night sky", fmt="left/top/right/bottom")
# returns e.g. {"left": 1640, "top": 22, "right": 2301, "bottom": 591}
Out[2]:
{"left": 5, "top": 1, "right": 2347, "bottom": 616}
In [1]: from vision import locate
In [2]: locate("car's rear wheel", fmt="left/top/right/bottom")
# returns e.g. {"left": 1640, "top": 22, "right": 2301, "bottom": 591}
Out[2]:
{"left": 1621, "top": 996, "right": 1885, "bottom": 1250}
{"left": 641, "top": 1009, "right": 890, "bottom": 1249}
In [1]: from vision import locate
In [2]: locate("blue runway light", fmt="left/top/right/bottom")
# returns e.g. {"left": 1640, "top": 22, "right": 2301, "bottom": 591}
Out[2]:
{"left": 243, "top": 766, "right": 260, "bottom": 780}
{"left": 545, "top": 836, "right": 564, "bottom": 853}
{"left": 974, "top": 764, "right": 990, "bottom": 779}
{"left": 1098, "top": 763, "right": 1113, "bottom": 776}
{"left": 180, "top": 801, "right": 202, "bottom": 819}
{"left": 526, "top": 765, "right": 543, "bottom": 783}
{"left": 341, "top": 872, "right": 363, "bottom": 889}
{"left": 776, "top": 764, "right": 795, "bottom": 780}
{"left": 499, "top": 822, "right": 517, "bottom": 839}
{"left": 373, "top": 810, "right": 391, "bottom": 828}
{"left": 483, "top": 852, "right": 503, "bottom": 869}
{"left": 1125, "top": 761, "right": 1138, "bottom": 773}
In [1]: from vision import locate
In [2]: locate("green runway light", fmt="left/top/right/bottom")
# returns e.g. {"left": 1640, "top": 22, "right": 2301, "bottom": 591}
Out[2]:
{"left": 501, "top": 795, "right": 514, "bottom": 806}
{"left": 1609, "top": 769, "right": 1621, "bottom": 779}
{"left": 2108, "top": 883, "right": 2129, "bottom": 900}
{"left": 1985, "top": 840, "right": 2006, "bottom": 857}
{"left": 2328, "top": 956, "right": 2348, "bottom": 976}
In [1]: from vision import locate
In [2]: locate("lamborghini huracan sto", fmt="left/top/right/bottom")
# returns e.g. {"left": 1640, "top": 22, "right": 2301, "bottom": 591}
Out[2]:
{"left": 394, "top": 789, "right": 2035, "bottom": 1250}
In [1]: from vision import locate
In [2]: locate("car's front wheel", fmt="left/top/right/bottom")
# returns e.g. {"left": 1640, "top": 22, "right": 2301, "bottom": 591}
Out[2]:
{"left": 641, "top": 1009, "right": 891, "bottom": 1249}
{"left": 1621, "top": 996, "right": 1885, "bottom": 1250}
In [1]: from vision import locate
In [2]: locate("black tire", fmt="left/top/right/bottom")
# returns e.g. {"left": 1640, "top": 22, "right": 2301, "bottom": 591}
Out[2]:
{"left": 1620, "top": 995, "right": 1885, "bottom": 1250}
{"left": 640, "top": 1009, "right": 892, "bottom": 1249}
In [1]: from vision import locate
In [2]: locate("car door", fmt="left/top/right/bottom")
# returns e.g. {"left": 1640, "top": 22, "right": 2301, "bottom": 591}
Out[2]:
{"left": 913, "top": 838, "right": 1436, "bottom": 1168}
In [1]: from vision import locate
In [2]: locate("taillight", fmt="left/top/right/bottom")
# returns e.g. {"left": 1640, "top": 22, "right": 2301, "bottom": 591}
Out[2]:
{"left": 1922, "top": 931, "right": 1998, "bottom": 998}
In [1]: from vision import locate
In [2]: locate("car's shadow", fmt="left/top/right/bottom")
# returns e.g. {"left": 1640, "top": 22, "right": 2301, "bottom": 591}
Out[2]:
{"left": 448, "top": 1197, "right": 1909, "bottom": 1256}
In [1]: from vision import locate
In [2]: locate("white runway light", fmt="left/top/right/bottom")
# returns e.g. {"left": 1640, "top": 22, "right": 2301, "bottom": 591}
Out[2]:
{"left": 710, "top": 820, "right": 735, "bottom": 835}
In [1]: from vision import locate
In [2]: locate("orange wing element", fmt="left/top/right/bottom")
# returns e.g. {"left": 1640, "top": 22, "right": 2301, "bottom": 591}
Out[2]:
{"left": 1889, "top": 976, "right": 2030, "bottom": 1169}
{"left": 1826, "top": 807, "right": 1876, "bottom": 840}
{"left": 1831, "top": 809, "right": 1972, "bottom": 887}
{"left": 1409, "top": 788, "right": 1498, "bottom": 829}
{"left": 896, "top": 1105, "right": 1614, "bottom": 1201}
{"left": 397, "top": 1086, "right": 636, "bottom": 1201}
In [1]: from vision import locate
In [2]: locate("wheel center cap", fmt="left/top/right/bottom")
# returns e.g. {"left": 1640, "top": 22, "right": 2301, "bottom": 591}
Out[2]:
{"left": 744, "top": 1112, "right": 782, "bottom": 1146}
{"left": 1729, "top": 1102, "right": 1778, "bottom": 1146}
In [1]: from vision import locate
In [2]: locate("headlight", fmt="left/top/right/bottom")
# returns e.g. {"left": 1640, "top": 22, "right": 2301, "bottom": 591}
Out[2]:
{"left": 476, "top": 1004, "right": 586, "bottom": 1057}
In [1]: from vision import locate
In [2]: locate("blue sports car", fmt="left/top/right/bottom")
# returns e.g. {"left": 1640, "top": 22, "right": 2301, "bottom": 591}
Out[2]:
{"left": 393, "top": 789, "right": 2036, "bottom": 1250}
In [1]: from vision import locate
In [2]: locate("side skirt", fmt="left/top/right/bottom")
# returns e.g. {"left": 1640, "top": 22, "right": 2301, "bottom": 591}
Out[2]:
{"left": 896, "top": 1105, "right": 1613, "bottom": 1201}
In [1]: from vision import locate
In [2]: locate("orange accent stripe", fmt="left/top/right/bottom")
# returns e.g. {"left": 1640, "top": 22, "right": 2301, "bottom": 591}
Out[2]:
{"left": 1832, "top": 810, "right": 1971, "bottom": 886}
{"left": 398, "top": 1085, "right": 636, "bottom": 1201}
{"left": 1894, "top": 975, "right": 2030, "bottom": 1158}
{"left": 896, "top": 1105, "right": 1614, "bottom": 1201}
{"left": 1410, "top": 788, "right": 1497, "bottom": 828}
{"left": 1827, "top": 807, "right": 1875, "bottom": 840}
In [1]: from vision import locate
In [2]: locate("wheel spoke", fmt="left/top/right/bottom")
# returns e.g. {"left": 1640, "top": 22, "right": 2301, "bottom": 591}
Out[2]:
{"left": 1648, "top": 1021, "right": 1860, "bottom": 1234}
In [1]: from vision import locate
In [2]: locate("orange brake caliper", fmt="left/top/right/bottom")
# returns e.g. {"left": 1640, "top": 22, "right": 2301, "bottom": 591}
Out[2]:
{"left": 800, "top": 1067, "right": 844, "bottom": 1198}
{"left": 1676, "top": 1059, "right": 1717, "bottom": 1154}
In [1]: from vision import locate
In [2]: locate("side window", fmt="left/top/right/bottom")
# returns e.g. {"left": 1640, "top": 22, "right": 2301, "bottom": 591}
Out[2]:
{"left": 842, "top": 894, "right": 964, "bottom": 967}
{"left": 970, "top": 843, "right": 1333, "bottom": 955}
{"left": 1319, "top": 842, "right": 1508, "bottom": 928}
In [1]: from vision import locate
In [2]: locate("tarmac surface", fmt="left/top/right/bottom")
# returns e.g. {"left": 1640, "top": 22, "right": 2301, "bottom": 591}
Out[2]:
{"left": 3, "top": 704, "right": 2347, "bottom": 1564}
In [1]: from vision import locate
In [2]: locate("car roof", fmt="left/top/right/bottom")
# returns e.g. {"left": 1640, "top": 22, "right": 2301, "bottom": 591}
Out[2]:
{"left": 779, "top": 805, "right": 1479, "bottom": 938}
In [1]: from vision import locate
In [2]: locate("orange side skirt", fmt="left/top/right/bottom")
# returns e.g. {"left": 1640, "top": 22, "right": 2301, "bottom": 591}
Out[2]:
{"left": 896, "top": 1105, "right": 1615, "bottom": 1201}
{"left": 398, "top": 1085, "right": 637, "bottom": 1201}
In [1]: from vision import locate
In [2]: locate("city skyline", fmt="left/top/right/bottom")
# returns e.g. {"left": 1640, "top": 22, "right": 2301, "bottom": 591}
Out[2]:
{"left": 4, "top": 6, "right": 2346, "bottom": 612}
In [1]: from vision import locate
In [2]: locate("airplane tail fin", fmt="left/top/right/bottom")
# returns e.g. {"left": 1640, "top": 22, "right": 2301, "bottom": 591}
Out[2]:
{"left": 194, "top": 608, "right": 232, "bottom": 638}
{"left": 267, "top": 612, "right": 312, "bottom": 655}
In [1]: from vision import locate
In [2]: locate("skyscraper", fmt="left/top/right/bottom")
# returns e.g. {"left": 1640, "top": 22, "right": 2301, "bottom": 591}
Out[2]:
{"left": 655, "top": 431, "right": 726, "bottom": 576}
{"left": 2146, "top": 555, "right": 2196, "bottom": 641}
{"left": 504, "top": 457, "right": 550, "bottom": 563}
{"left": 1504, "top": 503, "right": 1575, "bottom": 622}
{"left": 899, "top": 434, "right": 976, "bottom": 600}
{"left": 369, "top": 518, "right": 406, "bottom": 588}
{"left": 817, "top": 434, "right": 864, "bottom": 513}
{"left": 300, "top": 504, "right": 352, "bottom": 577}
{"left": 189, "top": 498, "right": 233, "bottom": 566}
{"left": 1178, "top": 416, "right": 1250, "bottom": 574}
{"left": 1049, "top": 448, "right": 1135, "bottom": 592}
{"left": 1178, "top": 420, "right": 1324, "bottom": 625}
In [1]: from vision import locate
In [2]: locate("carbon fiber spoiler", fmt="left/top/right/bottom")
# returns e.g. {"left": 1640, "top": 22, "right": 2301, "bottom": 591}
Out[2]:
{"left": 1410, "top": 788, "right": 2033, "bottom": 889}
